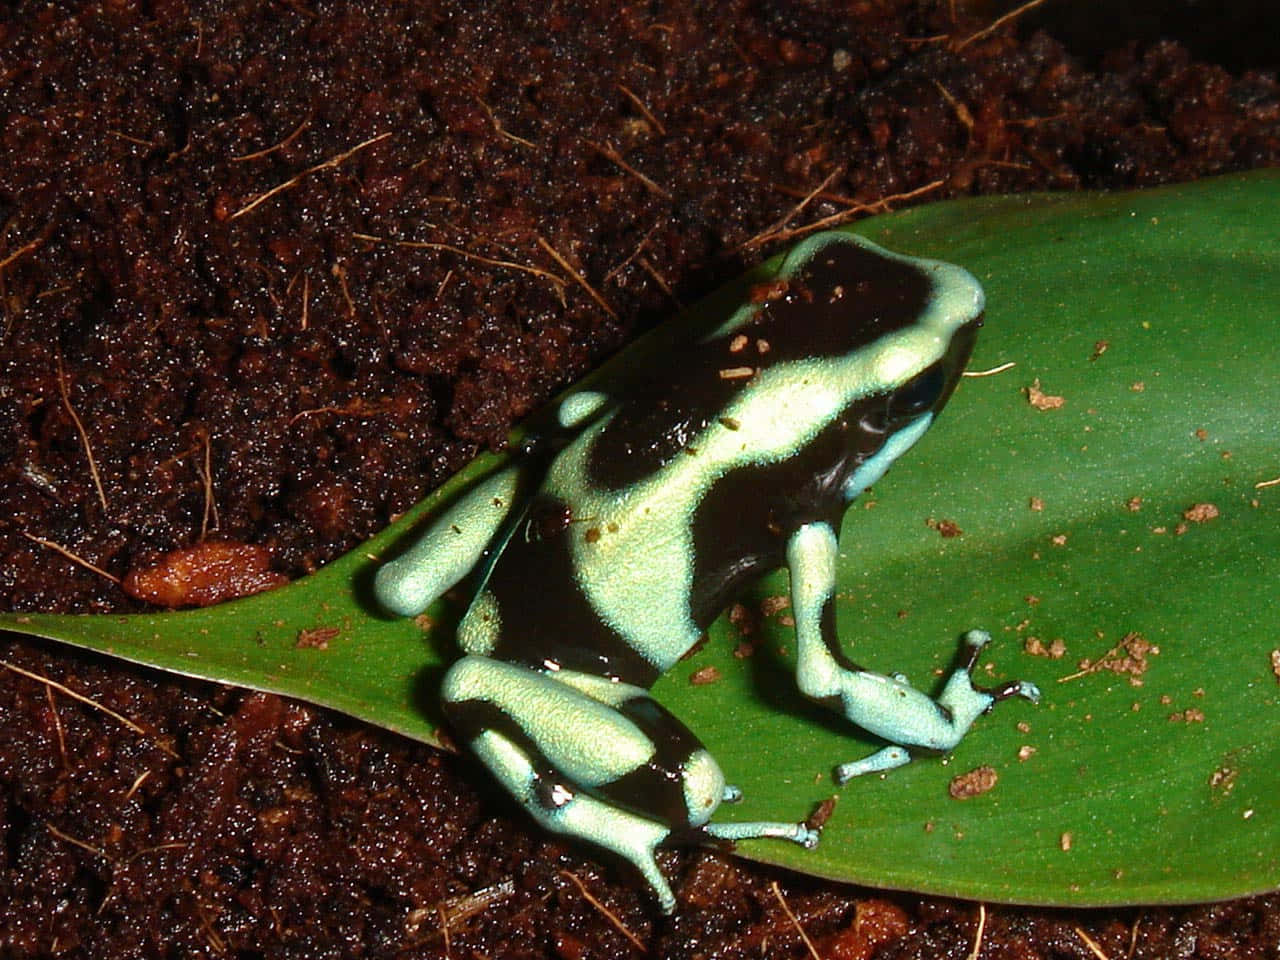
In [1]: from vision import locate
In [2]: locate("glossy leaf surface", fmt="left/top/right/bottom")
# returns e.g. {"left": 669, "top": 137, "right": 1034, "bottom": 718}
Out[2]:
{"left": 4, "top": 171, "right": 1278, "bottom": 905}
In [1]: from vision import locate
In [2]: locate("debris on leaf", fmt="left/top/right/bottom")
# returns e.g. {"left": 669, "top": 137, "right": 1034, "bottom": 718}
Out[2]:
{"left": 123, "top": 541, "right": 288, "bottom": 608}
{"left": 296, "top": 626, "right": 340, "bottom": 650}
{"left": 1025, "top": 378, "right": 1064, "bottom": 410}
{"left": 1059, "top": 632, "right": 1158, "bottom": 686}
{"left": 689, "top": 665, "right": 722, "bottom": 686}
{"left": 949, "top": 765, "right": 998, "bottom": 799}
{"left": 1182, "top": 502, "right": 1220, "bottom": 524}
{"left": 1024, "top": 636, "right": 1066, "bottom": 659}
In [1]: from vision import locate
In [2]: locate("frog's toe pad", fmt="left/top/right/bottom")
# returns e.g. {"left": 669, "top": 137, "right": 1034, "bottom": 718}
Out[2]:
{"left": 796, "top": 826, "right": 821, "bottom": 850}
{"left": 986, "top": 678, "right": 1041, "bottom": 704}
{"left": 1015, "top": 680, "right": 1041, "bottom": 703}
{"left": 834, "top": 745, "right": 911, "bottom": 784}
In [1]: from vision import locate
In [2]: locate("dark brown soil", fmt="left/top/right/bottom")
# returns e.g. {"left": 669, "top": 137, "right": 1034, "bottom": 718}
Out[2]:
{"left": 2, "top": 2, "right": 1277, "bottom": 956}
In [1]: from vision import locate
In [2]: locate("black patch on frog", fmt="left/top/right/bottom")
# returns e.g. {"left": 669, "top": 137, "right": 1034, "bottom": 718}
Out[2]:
{"left": 685, "top": 404, "right": 877, "bottom": 627}
{"left": 819, "top": 592, "right": 865, "bottom": 674}
{"left": 483, "top": 525, "right": 662, "bottom": 686}
{"left": 444, "top": 697, "right": 578, "bottom": 811}
{"left": 592, "top": 696, "right": 709, "bottom": 827}
{"left": 523, "top": 493, "right": 573, "bottom": 542}
{"left": 686, "top": 327, "right": 976, "bottom": 631}
{"left": 585, "top": 237, "right": 934, "bottom": 491}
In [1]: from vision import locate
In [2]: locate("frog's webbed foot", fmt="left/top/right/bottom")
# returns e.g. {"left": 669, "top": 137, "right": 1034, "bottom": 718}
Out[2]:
{"left": 832, "top": 630, "right": 1040, "bottom": 785}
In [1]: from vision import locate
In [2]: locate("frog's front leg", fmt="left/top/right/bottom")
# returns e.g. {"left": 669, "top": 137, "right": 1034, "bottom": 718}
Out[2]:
{"left": 785, "top": 522, "right": 1040, "bottom": 785}
{"left": 375, "top": 465, "right": 526, "bottom": 617}
{"left": 442, "top": 656, "right": 817, "bottom": 913}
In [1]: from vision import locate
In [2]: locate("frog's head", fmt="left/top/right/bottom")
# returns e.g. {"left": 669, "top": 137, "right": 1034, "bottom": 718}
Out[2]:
{"left": 805, "top": 234, "right": 983, "bottom": 503}
{"left": 863, "top": 302, "right": 980, "bottom": 440}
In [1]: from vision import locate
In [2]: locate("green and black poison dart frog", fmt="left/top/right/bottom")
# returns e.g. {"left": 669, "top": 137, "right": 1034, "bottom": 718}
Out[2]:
{"left": 375, "top": 232, "right": 1040, "bottom": 913}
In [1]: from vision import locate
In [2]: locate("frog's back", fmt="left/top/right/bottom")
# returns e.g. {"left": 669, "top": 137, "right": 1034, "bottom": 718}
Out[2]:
{"left": 458, "top": 233, "right": 976, "bottom": 687}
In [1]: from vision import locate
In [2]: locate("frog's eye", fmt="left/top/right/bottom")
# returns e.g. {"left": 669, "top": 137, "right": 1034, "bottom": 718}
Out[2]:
{"left": 890, "top": 362, "right": 946, "bottom": 418}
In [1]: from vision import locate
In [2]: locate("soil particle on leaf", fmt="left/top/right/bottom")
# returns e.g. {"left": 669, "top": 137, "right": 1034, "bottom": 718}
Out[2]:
{"left": 1025, "top": 378, "right": 1066, "bottom": 410}
{"left": 926, "top": 517, "right": 964, "bottom": 538}
{"left": 1024, "top": 635, "right": 1066, "bottom": 659}
{"left": 3, "top": 0, "right": 1279, "bottom": 956}
{"left": 1061, "top": 631, "right": 1158, "bottom": 686}
{"left": 760, "top": 595, "right": 791, "bottom": 618}
{"left": 1182, "top": 501, "right": 1221, "bottom": 523}
{"left": 948, "top": 764, "right": 999, "bottom": 799}
{"left": 295, "top": 625, "right": 340, "bottom": 650}
{"left": 808, "top": 795, "right": 839, "bottom": 831}
{"left": 688, "top": 665, "right": 722, "bottom": 686}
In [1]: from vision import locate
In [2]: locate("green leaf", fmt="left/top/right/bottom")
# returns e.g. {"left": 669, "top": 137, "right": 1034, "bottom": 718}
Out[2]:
{"left": 4, "top": 171, "right": 1278, "bottom": 905}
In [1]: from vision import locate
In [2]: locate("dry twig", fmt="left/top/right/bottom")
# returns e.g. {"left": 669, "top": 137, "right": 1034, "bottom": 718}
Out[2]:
{"left": 355, "top": 233, "right": 567, "bottom": 298}
{"left": 232, "top": 115, "right": 312, "bottom": 162}
{"left": 956, "top": 0, "right": 1051, "bottom": 50}
{"left": 638, "top": 256, "right": 679, "bottom": 306}
{"left": 0, "top": 236, "right": 43, "bottom": 273}
{"left": 586, "top": 139, "right": 671, "bottom": 198}
{"left": 967, "top": 902, "right": 987, "bottom": 960}
{"left": 738, "top": 166, "right": 845, "bottom": 252}
{"left": 230, "top": 131, "right": 392, "bottom": 220}
{"left": 56, "top": 353, "right": 109, "bottom": 512}
{"left": 604, "top": 221, "right": 662, "bottom": 283}
{"left": 47, "top": 823, "right": 109, "bottom": 861}
{"left": 1074, "top": 926, "right": 1112, "bottom": 960}
{"left": 769, "top": 882, "right": 822, "bottom": 960}
{"left": 560, "top": 871, "right": 645, "bottom": 952}
{"left": 617, "top": 83, "right": 666, "bottom": 135}
{"left": 20, "top": 532, "right": 120, "bottom": 584}
{"left": 475, "top": 98, "right": 536, "bottom": 148}
{"left": 332, "top": 261, "right": 357, "bottom": 318}
{"left": 46, "top": 684, "right": 69, "bottom": 771}
{"left": 1126, "top": 913, "right": 1143, "bottom": 959}
{"left": 196, "top": 430, "right": 218, "bottom": 540}
{"left": 752, "top": 180, "right": 946, "bottom": 248}
{"left": 537, "top": 236, "right": 619, "bottom": 320}
{"left": 0, "top": 659, "right": 179, "bottom": 758}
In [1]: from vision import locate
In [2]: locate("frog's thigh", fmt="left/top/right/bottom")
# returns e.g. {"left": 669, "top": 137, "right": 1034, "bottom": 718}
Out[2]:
{"left": 443, "top": 656, "right": 704, "bottom": 912}
{"left": 443, "top": 657, "right": 726, "bottom": 829}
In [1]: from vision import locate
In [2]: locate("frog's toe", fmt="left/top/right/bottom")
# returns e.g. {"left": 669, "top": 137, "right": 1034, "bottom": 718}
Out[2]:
{"left": 980, "top": 678, "right": 1041, "bottom": 704}
{"left": 722, "top": 784, "right": 743, "bottom": 804}
{"left": 795, "top": 825, "right": 821, "bottom": 850}
{"left": 701, "top": 818, "right": 820, "bottom": 849}
{"left": 1012, "top": 680, "right": 1041, "bottom": 703}
{"left": 834, "top": 745, "right": 910, "bottom": 784}
{"left": 958, "top": 631, "right": 1040, "bottom": 705}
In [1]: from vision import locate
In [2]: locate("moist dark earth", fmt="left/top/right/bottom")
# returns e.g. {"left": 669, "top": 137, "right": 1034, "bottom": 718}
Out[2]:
{"left": 2, "top": 2, "right": 1278, "bottom": 957}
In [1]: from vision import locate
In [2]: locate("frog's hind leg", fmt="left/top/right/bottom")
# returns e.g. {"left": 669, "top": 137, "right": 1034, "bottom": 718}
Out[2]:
{"left": 442, "top": 655, "right": 816, "bottom": 913}
{"left": 592, "top": 692, "right": 818, "bottom": 852}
